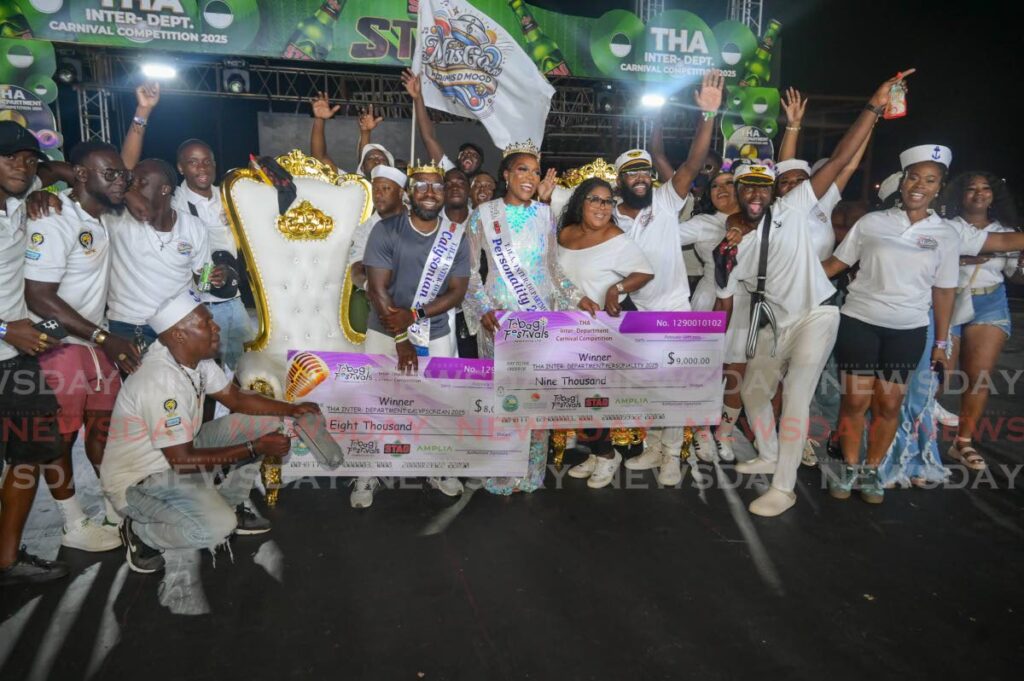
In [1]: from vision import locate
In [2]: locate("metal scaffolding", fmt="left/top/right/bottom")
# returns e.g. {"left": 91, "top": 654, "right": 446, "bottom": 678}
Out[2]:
{"left": 75, "top": 87, "right": 112, "bottom": 143}
{"left": 728, "top": 0, "right": 764, "bottom": 35}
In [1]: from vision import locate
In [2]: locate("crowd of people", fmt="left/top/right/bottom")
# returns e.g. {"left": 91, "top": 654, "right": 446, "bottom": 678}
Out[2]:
{"left": 1, "top": 66, "right": 1021, "bottom": 585}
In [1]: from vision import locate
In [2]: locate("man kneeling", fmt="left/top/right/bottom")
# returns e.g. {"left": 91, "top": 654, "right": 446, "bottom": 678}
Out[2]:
{"left": 100, "top": 290, "right": 319, "bottom": 574}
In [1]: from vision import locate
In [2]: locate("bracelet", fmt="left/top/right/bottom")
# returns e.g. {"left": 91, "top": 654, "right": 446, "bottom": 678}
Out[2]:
{"left": 785, "top": 126, "right": 801, "bottom": 132}
{"left": 0, "top": 321, "right": 7, "bottom": 340}
{"left": 701, "top": 110, "right": 716, "bottom": 121}
{"left": 132, "top": 115, "right": 147, "bottom": 128}
{"left": 394, "top": 332, "right": 408, "bottom": 343}
{"left": 614, "top": 282, "right": 625, "bottom": 294}
{"left": 864, "top": 103, "right": 884, "bottom": 116}
{"left": 934, "top": 340, "right": 950, "bottom": 350}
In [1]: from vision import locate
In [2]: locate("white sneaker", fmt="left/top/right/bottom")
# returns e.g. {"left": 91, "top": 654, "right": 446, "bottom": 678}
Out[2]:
{"left": 656, "top": 453, "right": 682, "bottom": 486}
{"left": 692, "top": 428, "right": 717, "bottom": 463}
{"left": 715, "top": 433, "right": 736, "bottom": 462}
{"left": 801, "top": 439, "right": 819, "bottom": 467}
{"left": 568, "top": 454, "right": 598, "bottom": 479}
{"left": 62, "top": 517, "right": 122, "bottom": 552}
{"left": 429, "top": 477, "right": 464, "bottom": 497}
{"left": 748, "top": 487, "right": 797, "bottom": 517}
{"left": 587, "top": 452, "right": 622, "bottom": 489}
{"left": 735, "top": 457, "right": 777, "bottom": 475}
{"left": 624, "top": 445, "right": 661, "bottom": 470}
{"left": 350, "top": 477, "right": 380, "bottom": 509}
{"left": 934, "top": 402, "right": 960, "bottom": 428}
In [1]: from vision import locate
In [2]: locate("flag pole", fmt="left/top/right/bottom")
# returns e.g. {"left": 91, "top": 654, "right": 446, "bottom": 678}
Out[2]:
{"left": 410, "top": 103, "right": 418, "bottom": 164}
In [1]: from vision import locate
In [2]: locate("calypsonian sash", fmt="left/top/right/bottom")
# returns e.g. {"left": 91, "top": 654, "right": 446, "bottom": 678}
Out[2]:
{"left": 482, "top": 200, "right": 549, "bottom": 312}
{"left": 407, "top": 216, "right": 465, "bottom": 347}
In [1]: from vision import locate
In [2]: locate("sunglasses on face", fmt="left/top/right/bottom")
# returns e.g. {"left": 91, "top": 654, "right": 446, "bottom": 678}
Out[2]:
{"left": 411, "top": 181, "right": 445, "bottom": 194}
{"left": 97, "top": 168, "right": 132, "bottom": 183}
{"left": 584, "top": 195, "right": 615, "bottom": 208}
{"left": 623, "top": 168, "right": 652, "bottom": 179}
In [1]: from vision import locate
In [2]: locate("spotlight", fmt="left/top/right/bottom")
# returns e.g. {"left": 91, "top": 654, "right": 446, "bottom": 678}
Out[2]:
{"left": 222, "top": 58, "right": 250, "bottom": 94}
{"left": 55, "top": 57, "right": 81, "bottom": 85}
{"left": 641, "top": 93, "right": 666, "bottom": 109}
{"left": 595, "top": 83, "right": 617, "bottom": 114}
{"left": 141, "top": 62, "right": 177, "bottom": 80}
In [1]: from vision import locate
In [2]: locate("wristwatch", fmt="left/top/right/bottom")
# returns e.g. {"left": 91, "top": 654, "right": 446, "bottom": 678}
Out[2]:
{"left": 614, "top": 282, "right": 626, "bottom": 294}
{"left": 415, "top": 307, "right": 428, "bottom": 321}
{"left": 90, "top": 328, "right": 108, "bottom": 345}
{"left": 864, "top": 103, "right": 885, "bottom": 116}
{"left": 132, "top": 115, "right": 148, "bottom": 128}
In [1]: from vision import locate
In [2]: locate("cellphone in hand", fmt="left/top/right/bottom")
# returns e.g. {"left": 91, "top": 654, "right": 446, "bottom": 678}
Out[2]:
{"left": 32, "top": 319, "right": 69, "bottom": 340}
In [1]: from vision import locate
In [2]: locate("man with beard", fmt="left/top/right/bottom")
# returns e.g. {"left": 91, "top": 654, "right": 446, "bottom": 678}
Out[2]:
{"left": 614, "top": 70, "right": 724, "bottom": 486}
{"left": 715, "top": 71, "right": 914, "bottom": 517}
{"left": 353, "top": 163, "right": 471, "bottom": 508}
{"left": 348, "top": 164, "right": 408, "bottom": 290}
{"left": 402, "top": 70, "right": 486, "bottom": 176}
{"left": 24, "top": 141, "right": 143, "bottom": 551}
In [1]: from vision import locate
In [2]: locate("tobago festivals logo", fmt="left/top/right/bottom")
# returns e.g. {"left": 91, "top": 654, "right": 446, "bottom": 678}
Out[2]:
{"left": 420, "top": 2, "right": 505, "bottom": 114}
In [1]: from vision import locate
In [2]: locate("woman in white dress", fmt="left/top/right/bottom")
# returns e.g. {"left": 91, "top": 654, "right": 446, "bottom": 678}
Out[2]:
{"left": 556, "top": 178, "right": 655, "bottom": 488}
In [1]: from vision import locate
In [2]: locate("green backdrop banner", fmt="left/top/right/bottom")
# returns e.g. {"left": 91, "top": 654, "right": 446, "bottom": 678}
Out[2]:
{"left": 3, "top": 0, "right": 767, "bottom": 85}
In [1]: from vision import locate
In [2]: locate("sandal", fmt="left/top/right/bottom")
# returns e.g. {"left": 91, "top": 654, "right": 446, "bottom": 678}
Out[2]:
{"left": 948, "top": 437, "right": 986, "bottom": 471}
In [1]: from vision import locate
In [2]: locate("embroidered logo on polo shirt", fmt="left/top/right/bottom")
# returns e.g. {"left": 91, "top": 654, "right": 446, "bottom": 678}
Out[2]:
{"left": 176, "top": 240, "right": 193, "bottom": 256}
{"left": 163, "top": 398, "right": 178, "bottom": 413}
{"left": 30, "top": 232, "right": 44, "bottom": 246}
{"left": 78, "top": 231, "right": 95, "bottom": 254}
{"left": 916, "top": 236, "right": 938, "bottom": 250}
{"left": 26, "top": 232, "right": 44, "bottom": 260}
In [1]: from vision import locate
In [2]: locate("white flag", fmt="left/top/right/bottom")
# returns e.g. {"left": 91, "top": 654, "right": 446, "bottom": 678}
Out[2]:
{"left": 413, "top": 0, "right": 555, "bottom": 150}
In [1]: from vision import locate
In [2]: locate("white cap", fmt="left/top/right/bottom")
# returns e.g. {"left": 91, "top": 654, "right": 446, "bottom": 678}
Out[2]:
{"left": 149, "top": 289, "right": 203, "bottom": 335}
{"left": 878, "top": 171, "right": 902, "bottom": 202}
{"left": 899, "top": 144, "right": 952, "bottom": 170}
{"left": 614, "top": 149, "right": 653, "bottom": 174}
{"left": 810, "top": 157, "right": 829, "bottom": 175}
{"left": 733, "top": 163, "right": 776, "bottom": 185}
{"left": 774, "top": 159, "right": 812, "bottom": 177}
{"left": 359, "top": 143, "right": 395, "bottom": 170}
{"left": 370, "top": 164, "right": 407, "bottom": 188}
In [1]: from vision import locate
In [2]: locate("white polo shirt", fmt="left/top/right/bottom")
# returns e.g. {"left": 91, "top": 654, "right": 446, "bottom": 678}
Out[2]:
{"left": 716, "top": 181, "right": 836, "bottom": 328}
{"left": 808, "top": 184, "right": 841, "bottom": 261}
{"left": 949, "top": 217, "right": 1016, "bottom": 289}
{"left": 615, "top": 182, "right": 692, "bottom": 312}
{"left": 100, "top": 340, "right": 230, "bottom": 510}
{"left": 171, "top": 182, "right": 238, "bottom": 303}
{"left": 107, "top": 210, "right": 209, "bottom": 325}
{"left": 834, "top": 208, "right": 965, "bottom": 329}
{"left": 24, "top": 191, "right": 112, "bottom": 346}
{"left": 0, "top": 178, "right": 41, "bottom": 361}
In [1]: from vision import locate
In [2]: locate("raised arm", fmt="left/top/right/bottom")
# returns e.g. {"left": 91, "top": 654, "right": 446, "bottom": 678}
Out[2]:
{"left": 811, "top": 70, "right": 914, "bottom": 199}
{"left": 777, "top": 87, "right": 807, "bottom": 162}
{"left": 310, "top": 92, "right": 340, "bottom": 169}
{"left": 121, "top": 82, "right": 160, "bottom": 170}
{"left": 356, "top": 104, "right": 383, "bottom": 160}
{"left": 670, "top": 69, "right": 724, "bottom": 199}
{"left": 650, "top": 115, "right": 675, "bottom": 183}
{"left": 401, "top": 70, "right": 446, "bottom": 164}
{"left": 834, "top": 127, "right": 874, "bottom": 193}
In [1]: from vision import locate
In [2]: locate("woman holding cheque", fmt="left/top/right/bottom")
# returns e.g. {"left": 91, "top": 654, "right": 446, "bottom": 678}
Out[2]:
{"left": 556, "top": 178, "right": 655, "bottom": 488}
{"left": 464, "top": 142, "right": 593, "bottom": 494}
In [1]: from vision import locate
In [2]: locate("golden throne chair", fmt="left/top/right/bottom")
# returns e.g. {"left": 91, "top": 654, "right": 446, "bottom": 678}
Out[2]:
{"left": 222, "top": 150, "right": 371, "bottom": 503}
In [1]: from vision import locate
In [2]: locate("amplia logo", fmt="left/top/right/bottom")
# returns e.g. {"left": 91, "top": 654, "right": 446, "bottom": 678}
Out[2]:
{"left": 421, "top": 4, "right": 505, "bottom": 113}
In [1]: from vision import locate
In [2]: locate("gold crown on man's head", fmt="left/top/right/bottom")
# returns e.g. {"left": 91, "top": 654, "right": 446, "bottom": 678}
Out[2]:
{"left": 407, "top": 159, "right": 446, "bottom": 177}
{"left": 503, "top": 139, "right": 540, "bottom": 159}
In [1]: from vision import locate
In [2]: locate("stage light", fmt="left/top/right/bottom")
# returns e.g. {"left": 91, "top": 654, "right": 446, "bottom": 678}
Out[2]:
{"left": 641, "top": 93, "right": 666, "bottom": 109}
{"left": 223, "top": 59, "right": 250, "bottom": 94}
{"left": 55, "top": 57, "right": 81, "bottom": 85}
{"left": 141, "top": 62, "right": 177, "bottom": 80}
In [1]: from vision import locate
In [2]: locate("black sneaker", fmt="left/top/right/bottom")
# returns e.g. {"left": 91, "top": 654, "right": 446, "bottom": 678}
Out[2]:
{"left": 234, "top": 503, "right": 271, "bottom": 535}
{"left": 0, "top": 547, "right": 70, "bottom": 586}
{"left": 119, "top": 518, "right": 165, "bottom": 574}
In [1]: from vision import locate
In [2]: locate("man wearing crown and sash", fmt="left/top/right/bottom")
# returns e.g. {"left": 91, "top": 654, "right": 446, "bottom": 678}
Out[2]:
{"left": 463, "top": 141, "right": 591, "bottom": 495}
{"left": 356, "top": 161, "right": 472, "bottom": 508}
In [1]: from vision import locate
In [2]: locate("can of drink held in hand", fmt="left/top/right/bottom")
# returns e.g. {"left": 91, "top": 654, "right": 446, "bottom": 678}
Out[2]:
{"left": 197, "top": 263, "right": 214, "bottom": 292}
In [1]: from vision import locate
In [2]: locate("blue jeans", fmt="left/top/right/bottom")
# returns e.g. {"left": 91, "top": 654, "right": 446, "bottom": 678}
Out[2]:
{"left": 951, "top": 284, "right": 1012, "bottom": 338}
{"left": 206, "top": 298, "right": 253, "bottom": 371}
{"left": 123, "top": 414, "right": 280, "bottom": 551}
{"left": 108, "top": 320, "right": 158, "bottom": 353}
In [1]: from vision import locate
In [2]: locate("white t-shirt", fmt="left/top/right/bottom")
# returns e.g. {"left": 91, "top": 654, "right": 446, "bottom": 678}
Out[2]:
{"left": 557, "top": 233, "right": 654, "bottom": 304}
{"left": 348, "top": 212, "right": 381, "bottom": 263}
{"left": 683, "top": 211, "right": 728, "bottom": 312}
{"left": 0, "top": 178, "right": 41, "bottom": 361}
{"left": 614, "top": 182, "right": 692, "bottom": 311}
{"left": 107, "top": 211, "right": 209, "bottom": 325}
{"left": 170, "top": 181, "right": 238, "bottom": 303}
{"left": 716, "top": 181, "right": 836, "bottom": 328}
{"left": 949, "top": 217, "right": 1018, "bottom": 289}
{"left": 100, "top": 340, "right": 230, "bottom": 510}
{"left": 808, "top": 183, "right": 841, "bottom": 261}
{"left": 24, "top": 192, "right": 112, "bottom": 345}
{"left": 834, "top": 208, "right": 965, "bottom": 329}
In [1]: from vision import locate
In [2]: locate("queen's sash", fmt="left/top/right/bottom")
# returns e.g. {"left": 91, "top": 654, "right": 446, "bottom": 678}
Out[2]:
{"left": 482, "top": 200, "right": 549, "bottom": 312}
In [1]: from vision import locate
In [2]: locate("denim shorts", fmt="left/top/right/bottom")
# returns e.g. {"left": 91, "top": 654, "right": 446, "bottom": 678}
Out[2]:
{"left": 952, "top": 284, "right": 1011, "bottom": 338}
